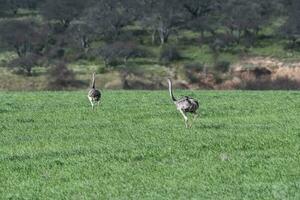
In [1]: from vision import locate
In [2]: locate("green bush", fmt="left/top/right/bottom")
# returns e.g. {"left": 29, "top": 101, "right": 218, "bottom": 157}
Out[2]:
{"left": 184, "top": 62, "right": 204, "bottom": 72}
{"left": 184, "top": 62, "right": 204, "bottom": 83}
{"left": 47, "top": 61, "right": 79, "bottom": 89}
{"left": 159, "top": 45, "right": 182, "bottom": 64}
{"left": 213, "top": 60, "right": 230, "bottom": 73}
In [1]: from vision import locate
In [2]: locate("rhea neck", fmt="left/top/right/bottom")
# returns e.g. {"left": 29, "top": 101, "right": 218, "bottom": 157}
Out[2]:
{"left": 92, "top": 73, "right": 96, "bottom": 89}
{"left": 168, "top": 79, "right": 176, "bottom": 102}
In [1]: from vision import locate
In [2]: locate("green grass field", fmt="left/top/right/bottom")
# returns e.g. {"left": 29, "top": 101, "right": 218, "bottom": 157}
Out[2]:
{"left": 0, "top": 90, "right": 300, "bottom": 199}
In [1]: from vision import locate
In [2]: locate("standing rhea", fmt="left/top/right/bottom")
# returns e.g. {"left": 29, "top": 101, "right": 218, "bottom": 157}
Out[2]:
{"left": 167, "top": 78, "right": 199, "bottom": 128}
{"left": 88, "top": 72, "right": 101, "bottom": 110}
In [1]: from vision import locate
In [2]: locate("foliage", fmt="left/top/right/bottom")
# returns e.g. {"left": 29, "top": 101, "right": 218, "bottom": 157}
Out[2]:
{"left": 184, "top": 62, "right": 204, "bottom": 83}
{"left": 0, "top": 19, "right": 46, "bottom": 58}
{"left": 138, "top": 0, "right": 184, "bottom": 45}
{"left": 98, "top": 42, "right": 147, "bottom": 67}
{"left": 239, "top": 76, "right": 300, "bottom": 90}
{"left": 184, "top": 62, "right": 204, "bottom": 72}
{"left": 0, "top": 19, "right": 47, "bottom": 76}
{"left": 0, "top": 0, "right": 299, "bottom": 84}
{"left": 280, "top": 0, "right": 300, "bottom": 49}
{"left": 213, "top": 60, "right": 231, "bottom": 73}
{"left": 182, "top": 0, "right": 221, "bottom": 37}
{"left": 82, "top": 0, "right": 134, "bottom": 41}
{"left": 159, "top": 45, "right": 182, "bottom": 63}
{"left": 66, "top": 22, "right": 94, "bottom": 51}
{"left": 7, "top": 53, "right": 40, "bottom": 76}
{"left": 47, "top": 61, "right": 78, "bottom": 89}
{"left": 39, "top": 0, "right": 87, "bottom": 29}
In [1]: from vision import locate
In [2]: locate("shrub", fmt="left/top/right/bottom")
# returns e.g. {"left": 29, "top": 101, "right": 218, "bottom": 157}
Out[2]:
{"left": 283, "top": 40, "right": 300, "bottom": 51}
{"left": 159, "top": 45, "right": 181, "bottom": 64}
{"left": 7, "top": 53, "right": 40, "bottom": 76}
{"left": 184, "top": 62, "right": 204, "bottom": 83}
{"left": 97, "top": 65, "right": 107, "bottom": 74}
{"left": 184, "top": 62, "right": 204, "bottom": 72}
{"left": 213, "top": 60, "right": 231, "bottom": 73}
{"left": 47, "top": 62, "right": 79, "bottom": 89}
{"left": 99, "top": 42, "right": 147, "bottom": 67}
{"left": 238, "top": 76, "right": 300, "bottom": 90}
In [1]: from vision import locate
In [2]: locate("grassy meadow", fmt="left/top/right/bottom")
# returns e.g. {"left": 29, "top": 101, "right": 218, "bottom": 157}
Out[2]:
{"left": 0, "top": 90, "right": 300, "bottom": 199}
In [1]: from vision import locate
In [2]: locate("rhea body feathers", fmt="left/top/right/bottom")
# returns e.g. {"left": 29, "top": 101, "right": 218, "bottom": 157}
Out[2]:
{"left": 88, "top": 72, "right": 101, "bottom": 109}
{"left": 168, "top": 79, "right": 199, "bottom": 127}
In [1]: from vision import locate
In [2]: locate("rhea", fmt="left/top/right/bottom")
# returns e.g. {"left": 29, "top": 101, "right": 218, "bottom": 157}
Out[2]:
{"left": 167, "top": 79, "right": 199, "bottom": 128}
{"left": 88, "top": 72, "right": 101, "bottom": 110}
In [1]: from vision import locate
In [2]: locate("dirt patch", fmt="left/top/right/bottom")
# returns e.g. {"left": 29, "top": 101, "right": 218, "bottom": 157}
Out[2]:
{"left": 224, "top": 56, "right": 300, "bottom": 89}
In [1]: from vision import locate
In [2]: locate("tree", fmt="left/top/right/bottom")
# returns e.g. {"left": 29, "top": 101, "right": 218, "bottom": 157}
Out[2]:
{"left": 98, "top": 42, "right": 146, "bottom": 67}
{"left": 222, "top": 0, "right": 276, "bottom": 44}
{"left": 47, "top": 61, "right": 77, "bottom": 89}
{"left": 0, "top": 19, "right": 46, "bottom": 75}
{"left": 0, "top": 0, "right": 44, "bottom": 16}
{"left": 0, "top": 0, "right": 10, "bottom": 16}
{"left": 139, "top": 0, "right": 184, "bottom": 45}
{"left": 96, "top": 41, "right": 148, "bottom": 89}
{"left": 8, "top": 53, "right": 40, "bottom": 76}
{"left": 67, "top": 21, "right": 95, "bottom": 53}
{"left": 39, "top": 0, "right": 86, "bottom": 29}
{"left": 82, "top": 0, "right": 134, "bottom": 41}
{"left": 9, "top": 0, "right": 42, "bottom": 11}
{"left": 281, "top": 0, "right": 300, "bottom": 48}
{"left": 0, "top": 19, "right": 45, "bottom": 57}
{"left": 182, "top": 0, "right": 221, "bottom": 38}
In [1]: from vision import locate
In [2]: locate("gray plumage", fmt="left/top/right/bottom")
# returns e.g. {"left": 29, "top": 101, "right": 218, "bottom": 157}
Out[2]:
{"left": 168, "top": 78, "right": 199, "bottom": 128}
{"left": 88, "top": 72, "right": 101, "bottom": 109}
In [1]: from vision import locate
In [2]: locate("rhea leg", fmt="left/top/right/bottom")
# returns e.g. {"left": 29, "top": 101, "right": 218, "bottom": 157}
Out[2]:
{"left": 190, "top": 112, "right": 198, "bottom": 127}
{"left": 179, "top": 109, "right": 188, "bottom": 128}
{"left": 91, "top": 101, "right": 94, "bottom": 110}
{"left": 88, "top": 96, "right": 94, "bottom": 110}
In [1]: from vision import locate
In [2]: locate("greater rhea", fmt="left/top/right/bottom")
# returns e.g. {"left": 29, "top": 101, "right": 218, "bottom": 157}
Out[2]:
{"left": 88, "top": 72, "right": 101, "bottom": 110}
{"left": 167, "top": 78, "right": 199, "bottom": 128}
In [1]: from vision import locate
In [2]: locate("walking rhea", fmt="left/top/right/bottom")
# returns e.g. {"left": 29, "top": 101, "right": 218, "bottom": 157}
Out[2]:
{"left": 167, "top": 78, "right": 199, "bottom": 128}
{"left": 88, "top": 72, "right": 101, "bottom": 110}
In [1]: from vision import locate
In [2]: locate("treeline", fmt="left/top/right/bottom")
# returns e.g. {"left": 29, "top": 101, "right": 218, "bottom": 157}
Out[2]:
{"left": 0, "top": 0, "right": 299, "bottom": 78}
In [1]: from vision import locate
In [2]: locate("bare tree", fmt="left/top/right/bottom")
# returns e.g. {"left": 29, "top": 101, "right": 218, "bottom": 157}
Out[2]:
{"left": 0, "top": 19, "right": 46, "bottom": 57}
{"left": 221, "top": 0, "right": 276, "bottom": 44}
{"left": 8, "top": 53, "right": 40, "bottom": 76}
{"left": 280, "top": 0, "right": 300, "bottom": 48}
{"left": 47, "top": 61, "right": 77, "bottom": 89}
{"left": 82, "top": 0, "right": 134, "bottom": 41}
{"left": 0, "top": 0, "right": 10, "bottom": 16}
{"left": 39, "top": 0, "right": 86, "bottom": 30}
{"left": 182, "top": 0, "right": 221, "bottom": 39}
{"left": 0, "top": 19, "right": 47, "bottom": 75}
{"left": 98, "top": 42, "right": 146, "bottom": 67}
{"left": 138, "top": 0, "right": 184, "bottom": 45}
{"left": 67, "top": 21, "right": 95, "bottom": 53}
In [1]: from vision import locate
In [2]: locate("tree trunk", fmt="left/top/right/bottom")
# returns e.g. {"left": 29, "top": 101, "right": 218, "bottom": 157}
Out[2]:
{"left": 15, "top": 46, "right": 22, "bottom": 57}
{"left": 81, "top": 36, "right": 89, "bottom": 49}
{"left": 159, "top": 30, "right": 169, "bottom": 45}
{"left": 124, "top": 57, "right": 128, "bottom": 64}
{"left": 104, "top": 59, "right": 108, "bottom": 67}
{"left": 291, "top": 37, "right": 297, "bottom": 48}
{"left": 200, "top": 30, "right": 204, "bottom": 40}
{"left": 160, "top": 36, "right": 165, "bottom": 45}
{"left": 151, "top": 30, "right": 157, "bottom": 45}
{"left": 120, "top": 70, "right": 130, "bottom": 89}
{"left": 81, "top": 36, "right": 90, "bottom": 54}
{"left": 25, "top": 67, "right": 32, "bottom": 76}
{"left": 237, "top": 30, "right": 241, "bottom": 44}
